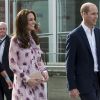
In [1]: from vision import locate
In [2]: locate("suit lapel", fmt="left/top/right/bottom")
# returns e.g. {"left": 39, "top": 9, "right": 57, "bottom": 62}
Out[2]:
{"left": 79, "top": 26, "right": 92, "bottom": 56}
{"left": 94, "top": 28, "right": 100, "bottom": 61}
{"left": 94, "top": 28, "right": 100, "bottom": 69}
{"left": 94, "top": 28, "right": 99, "bottom": 51}
{"left": 2, "top": 36, "right": 10, "bottom": 63}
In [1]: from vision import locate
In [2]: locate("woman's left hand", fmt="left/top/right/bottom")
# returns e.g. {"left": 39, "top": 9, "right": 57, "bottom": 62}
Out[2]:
{"left": 41, "top": 71, "right": 49, "bottom": 82}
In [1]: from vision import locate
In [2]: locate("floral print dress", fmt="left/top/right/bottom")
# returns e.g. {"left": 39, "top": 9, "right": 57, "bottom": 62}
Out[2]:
{"left": 9, "top": 36, "right": 47, "bottom": 100}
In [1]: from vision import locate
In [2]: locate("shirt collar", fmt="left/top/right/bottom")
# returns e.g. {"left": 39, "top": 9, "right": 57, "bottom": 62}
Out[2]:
{"left": 0, "top": 35, "right": 7, "bottom": 41}
{"left": 81, "top": 21, "right": 94, "bottom": 32}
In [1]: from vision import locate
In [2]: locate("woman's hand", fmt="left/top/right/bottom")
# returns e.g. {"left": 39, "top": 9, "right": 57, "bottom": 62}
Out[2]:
{"left": 41, "top": 70, "right": 49, "bottom": 82}
{"left": 27, "top": 70, "right": 49, "bottom": 87}
{"left": 27, "top": 78, "right": 43, "bottom": 87}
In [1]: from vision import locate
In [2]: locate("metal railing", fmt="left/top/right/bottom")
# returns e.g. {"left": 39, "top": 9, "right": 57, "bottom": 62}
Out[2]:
{"left": 42, "top": 52, "right": 66, "bottom": 65}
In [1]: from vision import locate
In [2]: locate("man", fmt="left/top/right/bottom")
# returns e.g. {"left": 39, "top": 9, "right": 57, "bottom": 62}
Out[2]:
{"left": 0, "top": 22, "right": 13, "bottom": 100}
{"left": 66, "top": 2, "right": 100, "bottom": 100}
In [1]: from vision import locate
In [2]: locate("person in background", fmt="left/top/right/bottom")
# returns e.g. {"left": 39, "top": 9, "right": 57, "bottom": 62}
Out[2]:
{"left": 66, "top": 2, "right": 100, "bottom": 100}
{"left": 0, "top": 22, "right": 13, "bottom": 100}
{"left": 9, "top": 9, "right": 49, "bottom": 100}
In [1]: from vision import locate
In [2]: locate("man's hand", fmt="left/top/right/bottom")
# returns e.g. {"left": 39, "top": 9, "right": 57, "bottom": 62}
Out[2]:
{"left": 5, "top": 77, "right": 13, "bottom": 89}
{"left": 0, "top": 70, "right": 13, "bottom": 89}
{"left": 69, "top": 88, "right": 80, "bottom": 99}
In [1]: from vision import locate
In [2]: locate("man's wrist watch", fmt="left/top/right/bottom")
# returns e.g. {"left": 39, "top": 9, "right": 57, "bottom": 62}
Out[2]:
{"left": 4, "top": 76, "right": 10, "bottom": 81}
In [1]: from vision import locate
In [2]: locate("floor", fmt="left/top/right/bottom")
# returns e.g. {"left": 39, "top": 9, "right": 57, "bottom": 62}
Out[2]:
{"left": 47, "top": 75, "right": 80, "bottom": 100}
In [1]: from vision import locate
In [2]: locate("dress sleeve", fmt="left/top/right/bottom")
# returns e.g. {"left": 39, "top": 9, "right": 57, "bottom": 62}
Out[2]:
{"left": 36, "top": 46, "right": 47, "bottom": 72}
{"left": 9, "top": 38, "right": 30, "bottom": 82}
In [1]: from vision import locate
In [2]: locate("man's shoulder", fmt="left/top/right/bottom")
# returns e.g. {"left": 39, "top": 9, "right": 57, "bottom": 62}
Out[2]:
{"left": 6, "top": 35, "right": 11, "bottom": 39}
{"left": 69, "top": 25, "right": 83, "bottom": 36}
{"left": 5, "top": 35, "right": 11, "bottom": 42}
{"left": 94, "top": 27, "right": 100, "bottom": 32}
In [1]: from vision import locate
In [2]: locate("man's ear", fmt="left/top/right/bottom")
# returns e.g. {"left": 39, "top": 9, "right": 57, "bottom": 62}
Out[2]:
{"left": 81, "top": 12, "right": 87, "bottom": 18}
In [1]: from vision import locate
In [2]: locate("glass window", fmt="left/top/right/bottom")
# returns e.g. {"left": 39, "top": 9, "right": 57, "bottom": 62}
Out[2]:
{"left": 0, "top": 0, "right": 5, "bottom": 21}
{"left": 40, "top": 37, "right": 49, "bottom": 53}
{"left": 57, "top": 0, "right": 76, "bottom": 32}
{"left": 40, "top": 37, "right": 49, "bottom": 63}
{"left": 40, "top": 35, "right": 53, "bottom": 64}
{"left": 57, "top": 0, "right": 99, "bottom": 33}
{"left": 57, "top": 34, "right": 66, "bottom": 62}
{"left": 10, "top": 0, "right": 13, "bottom": 34}
{"left": 16, "top": 0, "right": 49, "bottom": 33}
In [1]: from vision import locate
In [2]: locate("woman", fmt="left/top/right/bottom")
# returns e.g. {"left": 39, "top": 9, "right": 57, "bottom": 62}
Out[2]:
{"left": 9, "top": 9, "right": 49, "bottom": 100}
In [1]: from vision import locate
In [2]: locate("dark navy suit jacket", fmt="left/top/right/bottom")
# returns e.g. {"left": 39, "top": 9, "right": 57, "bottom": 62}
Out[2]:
{"left": 0, "top": 63, "right": 4, "bottom": 73}
{"left": 66, "top": 25, "right": 100, "bottom": 94}
{"left": 0, "top": 35, "right": 13, "bottom": 85}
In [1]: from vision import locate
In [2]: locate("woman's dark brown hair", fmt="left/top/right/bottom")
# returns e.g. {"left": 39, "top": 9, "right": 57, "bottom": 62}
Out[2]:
{"left": 14, "top": 9, "right": 40, "bottom": 48}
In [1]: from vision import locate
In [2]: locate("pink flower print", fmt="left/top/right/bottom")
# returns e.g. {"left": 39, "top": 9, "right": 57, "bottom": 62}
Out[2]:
{"left": 20, "top": 73, "right": 24, "bottom": 78}
{"left": 35, "top": 63, "right": 38, "bottom": 69}
{"left": 26, "top": 97, "right": 30, "bottom": 100}
{"left": 25, "top": 52, "right": 29, "bottom": 57}
{"left": 16, "top": 51, "right": 20, "bottom": 60}
{"left": 31, "top": 50, "right": 33, "bottom": 54}
{"left": 38, "top": 62, "right": 42, "bottom": 66}
{"left": 10, "top": 58, "right": 15, "bottom": 64}
{"left": 40, "top": 83, "right": 44, "bottom": 90}
{"left": 39, "top": 92, "right": 44, "bottom": 97}
{"left": 34, "top": 86, "right": 39, "bottom": 90}
{"left": 23, "top": 62, "right": 27, "bottom": 65}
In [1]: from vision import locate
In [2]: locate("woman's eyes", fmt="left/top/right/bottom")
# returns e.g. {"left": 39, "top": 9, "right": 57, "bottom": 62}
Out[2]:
{"left": 28, "top": 18, "right": 35, "bottom": 21}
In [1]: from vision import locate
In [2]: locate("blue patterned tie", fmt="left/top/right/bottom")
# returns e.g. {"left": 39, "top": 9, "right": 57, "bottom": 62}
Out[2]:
{"left": 0, "top": 40, "right": 3, "bottom": 45}
{"left": 0, "top": 40, "right": 2, "bottom": 43}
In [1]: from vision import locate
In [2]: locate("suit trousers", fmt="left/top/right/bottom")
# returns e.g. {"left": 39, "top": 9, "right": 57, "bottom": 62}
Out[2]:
{"left": 0, "top": 76, "right": 13, "bottom": 100}
{"left": 80, "top": 72, "right": 100, "bottom": 100}
{"left": 80, "top": 90, "right": 100, "bottom": 100}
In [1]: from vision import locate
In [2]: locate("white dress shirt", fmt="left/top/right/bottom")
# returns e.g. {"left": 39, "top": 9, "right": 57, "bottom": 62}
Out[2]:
{"left": 0, "top": 35, "right": 6, "bottom": 63}
{"left": 81, "top": 22, "right": 98, "bottom": 72}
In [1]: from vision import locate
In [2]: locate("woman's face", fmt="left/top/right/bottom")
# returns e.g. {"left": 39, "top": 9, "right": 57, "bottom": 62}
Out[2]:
{"left": 27, "top": 13, "right": 36, "bottom": 33}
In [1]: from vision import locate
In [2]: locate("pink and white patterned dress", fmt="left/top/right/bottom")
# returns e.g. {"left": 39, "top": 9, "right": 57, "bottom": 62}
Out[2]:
{"left": 9, "top": 36, "right": 47, "bottom": 100}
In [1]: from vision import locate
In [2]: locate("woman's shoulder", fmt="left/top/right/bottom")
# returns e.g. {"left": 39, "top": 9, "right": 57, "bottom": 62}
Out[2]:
{"left": 11, "top": 35, "right": 17, "bottom": 42}
{"left": 10, "top": 35, "right": 19, "bottom": 47}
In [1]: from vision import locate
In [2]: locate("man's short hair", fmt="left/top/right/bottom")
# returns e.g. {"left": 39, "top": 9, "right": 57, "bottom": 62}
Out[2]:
{"left": 80, "top": 2, "right": 96, "bottom": 14}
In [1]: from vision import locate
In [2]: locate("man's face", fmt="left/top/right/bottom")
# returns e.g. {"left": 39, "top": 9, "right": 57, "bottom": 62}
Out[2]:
{"left": 0, "top": 24, "right": 7, "bottom": 39}
{"left": 84, "top": 5, "right": 98, "bottom": 27}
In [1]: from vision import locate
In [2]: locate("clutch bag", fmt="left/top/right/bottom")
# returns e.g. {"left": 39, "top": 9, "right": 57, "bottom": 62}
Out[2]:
{"left": 29, "top": 71, "right": 44, "bottom": 80}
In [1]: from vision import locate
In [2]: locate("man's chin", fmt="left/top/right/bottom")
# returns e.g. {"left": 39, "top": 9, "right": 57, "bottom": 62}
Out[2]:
{"left": 93, "top": 22, "right": 97, "bottom": 26}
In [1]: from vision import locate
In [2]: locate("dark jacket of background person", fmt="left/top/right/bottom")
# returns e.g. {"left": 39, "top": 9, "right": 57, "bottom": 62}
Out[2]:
{"left": 0, "top": 35, "right": 13, "bottom": 100}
